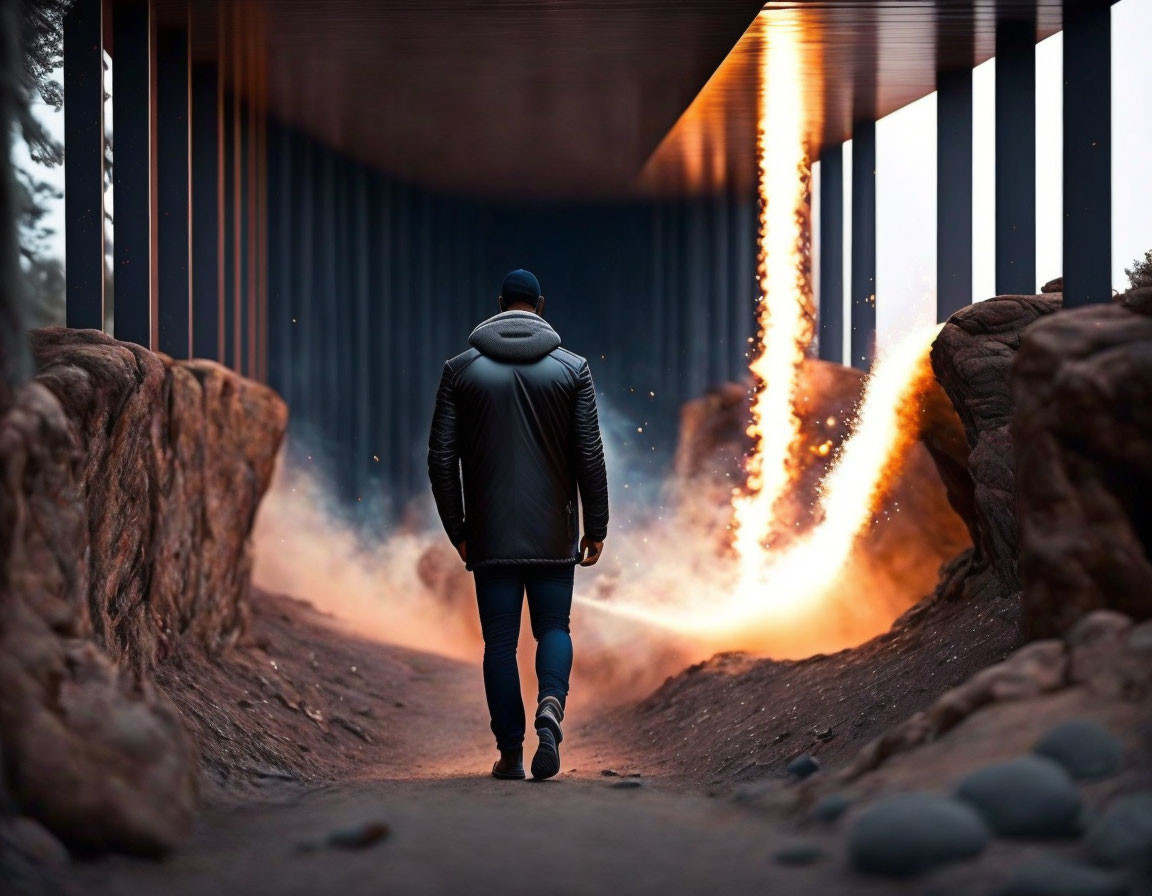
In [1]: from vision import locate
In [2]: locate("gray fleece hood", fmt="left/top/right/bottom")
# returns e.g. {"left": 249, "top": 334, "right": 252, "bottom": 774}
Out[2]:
{"left": 468, "top": 310, "right": 561, "bottom": 363}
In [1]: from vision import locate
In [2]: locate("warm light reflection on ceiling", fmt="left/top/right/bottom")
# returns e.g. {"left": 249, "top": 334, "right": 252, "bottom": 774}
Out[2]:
{"left": 639, "top": 8, "right": 824, "bottom": 195}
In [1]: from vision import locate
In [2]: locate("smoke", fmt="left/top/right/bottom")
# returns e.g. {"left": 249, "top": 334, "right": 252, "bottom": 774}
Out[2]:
{"left": 250, "top": 400, "right": 713, "bottom": 705}
{"left": 252, "top": 369, "right": 965, "bottom": 710}
{"left": 252, "top": 461, "right": 482, "bottom": 663}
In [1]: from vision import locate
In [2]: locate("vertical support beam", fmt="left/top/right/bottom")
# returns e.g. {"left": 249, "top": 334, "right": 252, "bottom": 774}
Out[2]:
{"left": 190, "top": 62, "right": 219, "bottom": 359}
{"left": 850, "top": 120, "right": 876, "bottom": 370}
{"left": 1063, "top": 0, "right": 1111, "bottom": 306}
{"left": 818, "top": 145, "right": 844, "bottom": 363}
{"left": 155, "top": 26, "right": 189, "bottom": 357}
{"left": 63, "top": 0, "right": 105, "bottom": 330}
{"left": 112, "top": 0, "right": 155, "bottom": 347}
{"left": 994, "top": 16, "right": 1036, "bottom": 295}
{"left": 937, "top": 67, "right": 973, "bottom": 320}
{"left": 221, "top": 78, "right": 235, "bottom": 367}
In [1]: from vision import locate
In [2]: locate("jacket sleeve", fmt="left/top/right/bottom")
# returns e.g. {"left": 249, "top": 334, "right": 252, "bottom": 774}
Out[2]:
{"left": 427, "top": 362, "right": 467, "bottom": 545}
{"left": 573, "top": 360, "right": 609, "bottom": 541}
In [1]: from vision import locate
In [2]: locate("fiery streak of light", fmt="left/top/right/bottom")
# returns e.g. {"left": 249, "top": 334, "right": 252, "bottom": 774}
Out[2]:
{"left": 730, "top": 13, "right": 814, "bottom": 565}
{"left": 730, "top": 323, "right": 944, "bottom": 610}
{"left": 585, "top": 323, "right": 943, "bottom": 637}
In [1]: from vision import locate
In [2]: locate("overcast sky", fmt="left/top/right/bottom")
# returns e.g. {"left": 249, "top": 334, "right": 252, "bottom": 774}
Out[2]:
{"left": 861, "top": 0, "right": 1152, "bottom": 355}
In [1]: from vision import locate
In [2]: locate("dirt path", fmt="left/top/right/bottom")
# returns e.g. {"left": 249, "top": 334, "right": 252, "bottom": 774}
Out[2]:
{"left": 64, "top": 594, "right": 881, "bottom": 896}
{"left": 58, "top": 592, "right": 1147, "bottom": 896}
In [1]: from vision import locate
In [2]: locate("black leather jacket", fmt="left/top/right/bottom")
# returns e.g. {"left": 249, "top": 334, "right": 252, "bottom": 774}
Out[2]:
{"left": 428, "top": 311, "right": 609, "bottom": 570}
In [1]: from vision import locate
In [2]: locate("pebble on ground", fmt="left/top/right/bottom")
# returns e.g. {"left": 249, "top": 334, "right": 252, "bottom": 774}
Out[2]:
{"left": 1084, "top": 792, "right": 1152, "bottom": 867}
{"left": 773, "top": 841, "right": 825, "bottom": 866}
{"left": 847, "top": 792, "right": 990, "bottom": 876}
{"left": 786, "top": 755, "right": 820, "bottom": 780}
{"left": 1032, "top": 720, "right": 1123, "bottom": 780}
{"left": 994, "top": 857, "right": 1126, "bottom": 896}
{"left": 955, "top": 756, "right": 1082, "bottom": 837}
{"left": 811, "top": 793, "right": 851, "bottom": 823}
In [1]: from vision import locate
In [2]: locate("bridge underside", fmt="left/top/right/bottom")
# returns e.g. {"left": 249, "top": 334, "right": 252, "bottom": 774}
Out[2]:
{"left": 61, "top": 0, "right": 1120, "bottom": 505}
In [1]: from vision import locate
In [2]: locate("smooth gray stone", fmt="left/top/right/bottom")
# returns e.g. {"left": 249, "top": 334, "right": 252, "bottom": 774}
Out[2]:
{"left": 811, "top": 792, "right": 851, "bottom": 823}
{"left": 956, "top": 756, "right": 1082, "bottom": 836}
{"left": 995, "top": 858, "right": 1126, "bottom": 896}
{"left": 1033, "top": 720, "right": 1123, "bottom": 780}
{"left": 1085, "top": 791, "right": 1152, "bottom": 866}
{"left": 848, "top": 792, "right": 990, "bottom": 876}
{"left": 787, "top": 754, "right": 820, "bottom": 780}
{"left": 773, "top": 841, "right": 825, "bottom": 866}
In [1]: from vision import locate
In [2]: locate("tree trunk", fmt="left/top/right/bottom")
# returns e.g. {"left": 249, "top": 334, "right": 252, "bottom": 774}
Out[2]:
{"left": 0, "top": 0, "right": 30, "bottom": 410}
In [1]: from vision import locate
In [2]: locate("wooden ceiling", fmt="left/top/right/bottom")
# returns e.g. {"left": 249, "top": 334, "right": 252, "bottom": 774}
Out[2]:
{"left": 640, "top": 1, "right": 1069, "bottom": 195}
{"left": 165, "top": 1, "right": 1096, "bottom": 199}
{"left": 249, "top": 0, "right": 766, "bottom": 200}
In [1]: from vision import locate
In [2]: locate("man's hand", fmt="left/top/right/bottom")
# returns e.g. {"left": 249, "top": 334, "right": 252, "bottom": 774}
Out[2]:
{"left": 579, "top": 536, "right": 604, "bottom": 567}
{"left": 455, "top": 541, "right": 468, "bottom": 564}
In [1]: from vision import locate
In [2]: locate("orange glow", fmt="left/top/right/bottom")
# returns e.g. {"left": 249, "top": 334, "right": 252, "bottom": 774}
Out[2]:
{"left": 589, "top": 324, "right": 943, "bottom": 644}
{"left": 585, "top": 10, "right": 949, "bottom": 651}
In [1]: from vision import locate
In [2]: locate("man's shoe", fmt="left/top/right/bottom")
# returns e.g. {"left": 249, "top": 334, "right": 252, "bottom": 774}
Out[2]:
{"left": 491, "top": 748, "right": 525, "bottom": 780}
{"left": 532, "top": 728, "right": 560, "bottom": 780}
{"left": 534, "top": 696, "right": 564, "bottom": 743}
{"left": 532, "top": 696, "right": 564, "bottom": 780}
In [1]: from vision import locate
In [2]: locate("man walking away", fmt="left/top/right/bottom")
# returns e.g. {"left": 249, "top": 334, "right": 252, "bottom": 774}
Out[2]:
{"left": 427, "top": 269, "right": 609, "bottom": 781}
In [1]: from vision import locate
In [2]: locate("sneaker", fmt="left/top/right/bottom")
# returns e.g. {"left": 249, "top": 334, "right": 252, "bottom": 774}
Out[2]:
{"left": 534, "top": 695, "right": 564, "bottom": 743}
{"left": 532, "top": 727, "right": 560, "bottom": 780}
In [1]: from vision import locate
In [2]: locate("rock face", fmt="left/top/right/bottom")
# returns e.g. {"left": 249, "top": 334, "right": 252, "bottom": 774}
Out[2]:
{"left": 928, "top": 292, "right": 1152, "bottom": 636}
{"left": 833, "top": 610, "right": 1152, "bottom": 793}
{"left": 30, "top": 328, "right": 287, "bottom": 669}
{"left": 1012, "top": 302, "right": 1152, "bottom": 635}
{"left": 0, "top": 329, "right": 287, "bottom": 855}
{"left": 928, "top": 294, "right": 1062, "bottom": 601}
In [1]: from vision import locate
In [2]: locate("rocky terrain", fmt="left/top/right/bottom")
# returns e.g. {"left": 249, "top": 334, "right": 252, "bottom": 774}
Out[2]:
{"left": 0, "top": 329, "right": 285, "bottom": 867}
{"left": 590, "top": 286, "right": 1152, "bottom": 890}
{"left": 3, "top": 286, "right": 1152, "bottom": 895}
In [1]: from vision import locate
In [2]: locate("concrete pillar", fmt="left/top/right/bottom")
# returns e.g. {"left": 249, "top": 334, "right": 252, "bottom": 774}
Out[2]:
{"left": 1063, "top": 0, "right": 1112, "bottom": 306}
{"left": 112, "top": 0, "right": 155, "bottom": 347}
{"left": 190, "top": 62, "right": 219, "bottom": 360}
{"left": 850, "top": 120, "right": 876, "bottom": 370}
{"left": 937, "top": 67, "right": 973, "bottom": 319}
{"left": 995, "top": 16, "right": 1037, "bottom": 294}
{"left": 818, "top": 145, "right": 844, "bottom": 363}
{"left": 156, "top": 26, "right": 190, "bottom": 357}
{"left": 63, "top": 0, "right": 105, "bottom": 330}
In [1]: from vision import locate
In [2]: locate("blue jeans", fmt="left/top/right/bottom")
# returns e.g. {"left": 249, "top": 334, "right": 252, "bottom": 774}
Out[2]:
{"left": 473, "top": 564, "right": 574, "bottom": 752}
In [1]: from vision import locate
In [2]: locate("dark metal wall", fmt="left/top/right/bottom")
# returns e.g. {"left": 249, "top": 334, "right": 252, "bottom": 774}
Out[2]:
{"left": 266, "top": 123, "right": 758, "bottom": 516}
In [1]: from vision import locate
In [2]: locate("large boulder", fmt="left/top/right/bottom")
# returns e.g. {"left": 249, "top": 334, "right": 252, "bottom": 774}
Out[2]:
{"left": 928, "top": 294, "right": 1062, "bottom": 599}
{"left": 30, "top": 328, "right": 287, "bottom": 669}
{"left": 1012, "top": 302, "right": 1152, "bottom": 635}
{"left": 0, "top": 329, "right": 287, "bottom": 855}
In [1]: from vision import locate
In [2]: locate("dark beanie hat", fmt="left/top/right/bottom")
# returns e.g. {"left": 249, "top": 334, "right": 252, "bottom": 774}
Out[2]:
{"left": 501, "top": 269, "right": 541, "bottom": 304}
